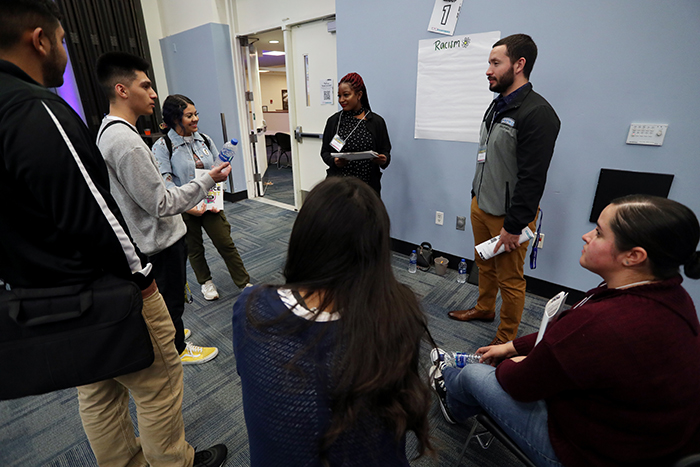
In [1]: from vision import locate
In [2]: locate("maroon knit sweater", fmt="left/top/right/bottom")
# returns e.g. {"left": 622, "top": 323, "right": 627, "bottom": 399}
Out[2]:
{"left": 496, "top": 276, "right": 700, "bottom": 467}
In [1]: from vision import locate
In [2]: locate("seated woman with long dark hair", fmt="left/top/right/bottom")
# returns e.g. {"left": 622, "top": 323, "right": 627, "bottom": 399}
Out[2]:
{"left": 232, "top": 177, "right": 433, "bottom": 466}
{"left": 433, "top": 194, "right": 700, "bottom": 467}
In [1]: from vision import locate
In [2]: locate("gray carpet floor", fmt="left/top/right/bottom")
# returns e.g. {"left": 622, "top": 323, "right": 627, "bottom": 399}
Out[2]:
{"left": 0, "top": 198, "right": 551, "bottom": 467}
{"left": 263, "top": 140, "right": 295, "bottom": 206}
{"left": 262, "top": 166, "right": 294, "bottom": 206}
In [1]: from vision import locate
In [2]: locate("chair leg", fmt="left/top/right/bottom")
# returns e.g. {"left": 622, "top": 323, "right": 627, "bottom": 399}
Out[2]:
{"left": 476, "top": 432, "right": 496, "bottom": 449}
{"left": 454, "top": 417, "right": 480, "bottom": 467}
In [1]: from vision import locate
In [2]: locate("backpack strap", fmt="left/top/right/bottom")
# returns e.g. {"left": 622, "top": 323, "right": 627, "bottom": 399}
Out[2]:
{"left": 163, "top": 133, "right": 173, "bottom": 159}
{"left": 97, "top": 119, "right": 137, "bottom": 144}
{"left": 199, "top": 133, "right": 212, "bottom": 151}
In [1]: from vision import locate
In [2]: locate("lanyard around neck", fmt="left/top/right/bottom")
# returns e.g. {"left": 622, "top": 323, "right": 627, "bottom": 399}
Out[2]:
{"left": 336, "top": 110, "right": 370, "bottom": 143}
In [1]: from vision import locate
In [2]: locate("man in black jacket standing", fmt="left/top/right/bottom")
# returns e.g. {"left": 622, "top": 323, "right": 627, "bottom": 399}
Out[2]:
{"left": 0, "top": 1, "right": 226, "bottom": 466}
{"left": 448, "top": 34, "right": 560, "bottom": 346}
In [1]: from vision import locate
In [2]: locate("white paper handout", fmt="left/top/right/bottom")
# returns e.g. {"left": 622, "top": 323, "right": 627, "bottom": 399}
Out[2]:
{"left": 415, "top": 30, "right": 500, "bottom": 143}
{"left": 195, "top": 168, "right": 224, "bottom": 212}
{"left": 427, "top": 0, "right": 464, "bottom": 36}
{"left": 474, "top": 226, "right": 535, "bottom": 261}
{"left": 535, "top": 291, "right": 568, "bottom": 346}
{"left": 331, "top": 151, "right": 378, "bottom": 161}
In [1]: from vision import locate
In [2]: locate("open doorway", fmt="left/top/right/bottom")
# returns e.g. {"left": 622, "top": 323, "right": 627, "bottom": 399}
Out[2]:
{"left": 249, "top": 29, "right": 294, "bottom": 207}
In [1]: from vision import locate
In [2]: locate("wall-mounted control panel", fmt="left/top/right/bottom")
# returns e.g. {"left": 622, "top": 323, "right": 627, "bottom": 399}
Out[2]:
{"left": 626, "top": 123, "right": 668, "bottom": 146}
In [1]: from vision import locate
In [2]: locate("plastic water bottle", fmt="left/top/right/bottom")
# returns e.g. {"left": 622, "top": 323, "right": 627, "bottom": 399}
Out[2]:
{"left": 216, "top": 138, "right": 238, "bottom": 166}
{"left": 457, "top": 259, "right": 467, "bottom": 284}
{"left": 408, "top": 250, "right": 417, "bottom": 274}
{"left": 453, "top": 352, "right": 481, "bottom": 368}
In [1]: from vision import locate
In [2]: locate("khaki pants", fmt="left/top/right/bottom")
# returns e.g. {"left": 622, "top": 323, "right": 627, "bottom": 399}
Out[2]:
{"left": 77, "top": 288, "right": 194, "bottom": 467}
{"left": 471, "top": 197, "right": 537, "bottom": 342}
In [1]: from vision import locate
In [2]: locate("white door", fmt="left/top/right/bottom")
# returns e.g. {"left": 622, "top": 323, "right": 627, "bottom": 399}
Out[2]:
{"left": 284, "top": 18, "right": 337, "bottom": 206}
{"left": 239, "top": 41, "right": 269, "bottom": 196}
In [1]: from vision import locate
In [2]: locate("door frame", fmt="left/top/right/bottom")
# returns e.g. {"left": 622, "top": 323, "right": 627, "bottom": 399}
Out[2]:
{"left": 231, "top": 14, "right": 336, "bottom": 209}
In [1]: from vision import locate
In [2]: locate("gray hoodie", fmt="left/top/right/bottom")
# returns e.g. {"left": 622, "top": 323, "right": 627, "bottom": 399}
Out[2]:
{"left": 97, "top": 116, "right": 214, "bottom": 255}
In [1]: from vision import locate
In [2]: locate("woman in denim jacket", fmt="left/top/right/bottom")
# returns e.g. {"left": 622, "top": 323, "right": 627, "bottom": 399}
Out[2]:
{"left": 153, "top": 94, "right": 250, "bottom": 300}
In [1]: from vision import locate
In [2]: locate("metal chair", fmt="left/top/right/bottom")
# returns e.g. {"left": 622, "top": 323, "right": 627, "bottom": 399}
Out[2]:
{"left": 265, "top": 134, "right": 277, "bottom": 165}
{"left": 274, "top": 132, "right": 291, "bottom": 168}
{"left": 455, "top": 413, "right": 537, "bottom": 467}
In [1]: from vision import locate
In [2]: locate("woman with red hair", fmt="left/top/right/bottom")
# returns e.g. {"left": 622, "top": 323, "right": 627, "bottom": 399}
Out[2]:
{"left": 320, "top": 72, "right": 391, "bottom": 196}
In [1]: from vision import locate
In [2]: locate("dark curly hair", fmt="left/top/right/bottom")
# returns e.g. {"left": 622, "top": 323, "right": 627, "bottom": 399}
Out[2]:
{"left": 161, "top": 94, "right": 194, "bottom": 131}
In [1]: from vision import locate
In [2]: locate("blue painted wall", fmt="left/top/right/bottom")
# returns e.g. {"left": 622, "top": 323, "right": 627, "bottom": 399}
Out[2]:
{"left": 336, "top": 0, "right": 700, "bottom": 306}
{"left": 160, "top": 23, "right": 246, "bottom": 193}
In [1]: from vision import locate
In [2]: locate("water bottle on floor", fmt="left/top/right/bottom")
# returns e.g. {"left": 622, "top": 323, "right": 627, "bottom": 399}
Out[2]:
{"left": 408, "top": 250, "right": 417, "bottom": 274}
{"left": 457, "top": 259, "right": 467, "bottom": 284}
{"left": 216, "top": 138, "right": 238, "bottom": 166}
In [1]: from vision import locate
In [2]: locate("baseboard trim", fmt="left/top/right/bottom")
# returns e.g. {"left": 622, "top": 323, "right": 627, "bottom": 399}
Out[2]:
{"left": 224, "top": 191, "right": 248, "bottom": 203}
{"left": 391, "top": 237, "right": 585, "bottom": 305}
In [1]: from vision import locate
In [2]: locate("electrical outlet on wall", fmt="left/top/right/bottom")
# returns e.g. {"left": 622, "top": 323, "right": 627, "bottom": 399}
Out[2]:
{"left": 435, "top": 211, "right": 444, "bottom": 225}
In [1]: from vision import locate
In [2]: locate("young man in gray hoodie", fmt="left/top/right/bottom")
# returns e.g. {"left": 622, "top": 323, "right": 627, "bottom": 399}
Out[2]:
{"left": 95, "top": 52, "right": 229, "bottom": 365}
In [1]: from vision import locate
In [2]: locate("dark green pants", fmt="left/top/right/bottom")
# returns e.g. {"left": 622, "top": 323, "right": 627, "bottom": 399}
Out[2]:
{"left": 182, "top": 211, "right": 250, "bottom": 288}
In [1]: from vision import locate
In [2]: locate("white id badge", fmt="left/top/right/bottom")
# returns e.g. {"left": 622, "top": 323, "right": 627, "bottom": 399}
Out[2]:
{"left": 477, "top": 145, "right": 487, "bottom": 163}
{"left": 330, "top": 134, "right": 345, "bottom": 152}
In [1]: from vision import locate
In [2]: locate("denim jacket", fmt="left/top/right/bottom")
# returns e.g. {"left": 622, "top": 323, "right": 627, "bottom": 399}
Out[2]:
{"left": 152, "top": 128, "right": 219, "bottom": 189}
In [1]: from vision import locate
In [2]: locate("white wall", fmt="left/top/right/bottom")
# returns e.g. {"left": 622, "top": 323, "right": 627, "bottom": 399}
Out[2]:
{"left": 233, "top": 0, "right": 334, "bottom": 34}
{"left": 260, "top": 73, "right": 287, "bottom": 111}
{"left": 155, "top": 0, "right": 223, "bottom": 37}
{"left": 140, "top": 0, "right": 169, "bottom": 98}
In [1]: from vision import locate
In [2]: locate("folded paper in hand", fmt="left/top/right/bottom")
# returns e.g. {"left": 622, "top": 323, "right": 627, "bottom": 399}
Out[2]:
{"left": 474, "top": 227, "right": 535, "bottom": 261}
{"left": 331, "top": 151, "right": 378, "bottom": 161}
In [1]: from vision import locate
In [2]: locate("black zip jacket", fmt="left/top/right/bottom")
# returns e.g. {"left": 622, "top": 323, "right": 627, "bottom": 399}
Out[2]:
{"left": 0, "top": 59, "right": 150, "bottom": 289}
{"left": 472, "top": 83, "right": 560, "bottom": 234}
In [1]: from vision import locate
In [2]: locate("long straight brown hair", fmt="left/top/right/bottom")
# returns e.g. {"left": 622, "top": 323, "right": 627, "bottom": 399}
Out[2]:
{"left": 253, "top": 177, "right": 433, "bottom": 461}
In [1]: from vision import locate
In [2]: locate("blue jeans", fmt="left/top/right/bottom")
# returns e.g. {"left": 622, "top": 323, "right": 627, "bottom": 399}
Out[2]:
{"left": 443, "top": 364, "right": 563, "bottom": 467}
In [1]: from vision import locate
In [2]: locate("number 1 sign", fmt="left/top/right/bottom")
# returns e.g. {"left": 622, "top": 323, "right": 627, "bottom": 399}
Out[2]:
{"left": 427, "top": 0, "right": 464, "bottom": 36}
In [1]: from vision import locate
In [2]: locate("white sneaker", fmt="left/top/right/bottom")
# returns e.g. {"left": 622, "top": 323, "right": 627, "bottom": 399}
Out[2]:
{"left": 201, "top": 280, "right": 219, "bottom": 300}
{"left": 180, "top": 342, "right": 219, "bottom": 365}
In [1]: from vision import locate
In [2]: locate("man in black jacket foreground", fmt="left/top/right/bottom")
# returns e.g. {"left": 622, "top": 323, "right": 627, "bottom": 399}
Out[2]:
{"left": 448, "top": 34, "right": 561, "bottom": 346}
{"left": 0, "top": 1, "right": 226, "bottom": 465}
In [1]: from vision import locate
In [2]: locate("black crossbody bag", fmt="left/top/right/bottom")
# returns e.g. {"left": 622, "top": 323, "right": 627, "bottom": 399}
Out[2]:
{"left": 0, "top": 274, "right": 154, "bottom": 400}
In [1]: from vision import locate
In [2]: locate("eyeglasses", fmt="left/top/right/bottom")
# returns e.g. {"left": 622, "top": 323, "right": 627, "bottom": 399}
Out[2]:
{"left": 530, "top": 208, "right": 543, "bottom": 269}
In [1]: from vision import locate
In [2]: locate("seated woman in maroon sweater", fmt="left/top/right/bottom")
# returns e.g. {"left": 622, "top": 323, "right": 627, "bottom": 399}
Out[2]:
{"left": 432, "top": 194, "right": 700, "bottom": 467}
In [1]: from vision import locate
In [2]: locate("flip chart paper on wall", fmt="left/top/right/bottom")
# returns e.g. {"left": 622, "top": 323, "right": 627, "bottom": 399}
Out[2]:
{"left": 415, "top": 30, "right": 500, "bottom": 143}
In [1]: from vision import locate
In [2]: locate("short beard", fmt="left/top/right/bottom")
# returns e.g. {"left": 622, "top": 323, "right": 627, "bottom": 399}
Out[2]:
{"left": 42, "top": 41, "right": 65, "bottom": 88}
{"left": 489, "top": 66, "right": 515, "bottom": 94}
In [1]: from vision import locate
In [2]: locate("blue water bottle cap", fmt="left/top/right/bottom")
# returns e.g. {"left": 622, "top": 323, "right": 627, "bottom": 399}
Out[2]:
{"left": 230, "top": 138, "right": 238, "bottom": 145}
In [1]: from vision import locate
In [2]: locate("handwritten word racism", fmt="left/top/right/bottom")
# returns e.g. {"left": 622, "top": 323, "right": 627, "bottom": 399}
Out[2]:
{"left": 434, "top": 36, "right": 471, "bottom": 51}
